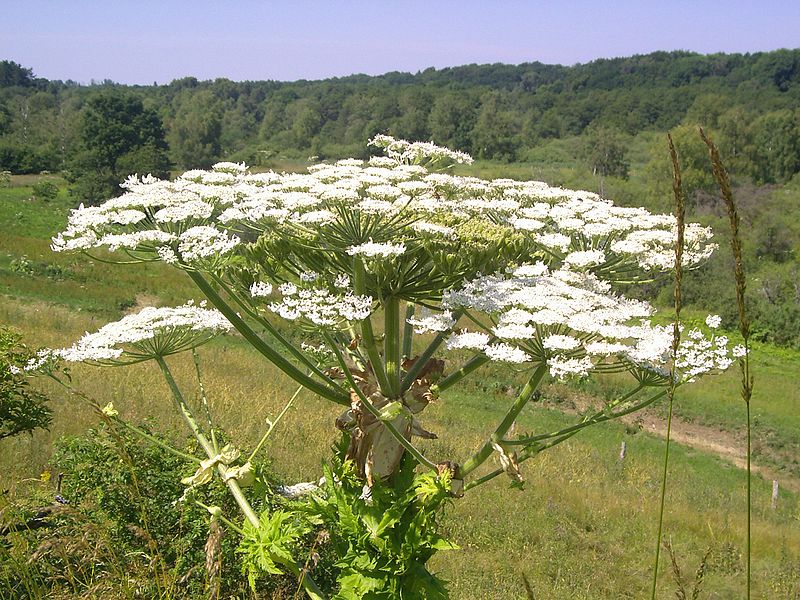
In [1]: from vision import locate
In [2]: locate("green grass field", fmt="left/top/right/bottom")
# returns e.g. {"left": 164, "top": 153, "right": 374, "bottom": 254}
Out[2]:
{"left": 1, "top": 176, "right": 798, "bottom": 599}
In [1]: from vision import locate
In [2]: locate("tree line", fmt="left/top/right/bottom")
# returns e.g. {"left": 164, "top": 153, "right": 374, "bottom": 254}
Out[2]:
{"left": 1, "top": 49, "right": 799, "bottom": 200}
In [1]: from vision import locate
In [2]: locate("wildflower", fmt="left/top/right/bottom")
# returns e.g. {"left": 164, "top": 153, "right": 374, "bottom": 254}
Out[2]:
{"left": 56, "top": 304, "right": 232, "bottom": 364}
{"left": 347, "top": 240, "right": 406, "bottom": 258}
{"left": 407, "top": 309, "right": 456, "bottom": 334}
{"left": 249, "top": 282, "right": 273, "bottom": 297}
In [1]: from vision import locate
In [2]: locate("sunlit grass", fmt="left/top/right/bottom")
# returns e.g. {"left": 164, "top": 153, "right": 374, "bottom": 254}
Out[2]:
{"left": 2, "top": 175, "right": 799, "bottom": 598}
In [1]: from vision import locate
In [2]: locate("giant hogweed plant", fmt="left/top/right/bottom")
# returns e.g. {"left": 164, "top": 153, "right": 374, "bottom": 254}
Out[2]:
{"left": 43, "top": 136, "right": 741, "bottom": 598}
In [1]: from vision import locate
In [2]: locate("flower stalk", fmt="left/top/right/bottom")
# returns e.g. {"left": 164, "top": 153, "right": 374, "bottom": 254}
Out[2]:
{"left": 700, "top": 127, "right": 754, "bottom": 600}
{"left": 459, "top": 362, "right": 548, "bottom": 480}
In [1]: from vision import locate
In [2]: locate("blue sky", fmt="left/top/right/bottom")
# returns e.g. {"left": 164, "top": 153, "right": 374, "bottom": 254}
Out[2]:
{"left": 3, "top": 1, "right": 799, "bottom": 84}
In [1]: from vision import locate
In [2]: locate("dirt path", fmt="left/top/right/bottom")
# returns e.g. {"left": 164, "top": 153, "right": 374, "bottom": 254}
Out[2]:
{"left": 545, "top": 387, "right": 800, "bottom": 494}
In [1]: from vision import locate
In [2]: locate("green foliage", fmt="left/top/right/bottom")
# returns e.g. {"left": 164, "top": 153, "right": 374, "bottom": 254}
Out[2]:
{"left": 581, "top": 125, "right": 630, "bottom": 180}
{"left": 0, "top": 326, "right": 52, "bottom": 440}
{"left": 167, "top": 89, "right": 223, "bottom": 168}
{"left": 41, "top": 423, "right": 276, "bottom": 597}
{"left": 297, "top": 445, "right": 456, "bottom": 599}
{"left": 0, "top": 60, "right": 35, "bottom": 88}
{"left": 30, "top": 179, "right": 58, "bottom": 201}
{"left": 645, "top": 124, "right": 718, "bottom": 207}
{"left": 66, "top": 90, "right": 170, "bottom": 202}
{"left": 240, "top": 510, "right": 312, "bottom": 584}
{"left": 749, "top": 109, "right": 800, "bottom": 184}
{"left": 2, "top": 49, "right": 800, "bottom": 174}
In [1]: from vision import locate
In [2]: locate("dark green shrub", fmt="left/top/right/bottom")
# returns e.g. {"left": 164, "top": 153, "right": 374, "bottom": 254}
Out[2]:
{"left": 0, "top": 326, "right": 52, "bottom": 440}
{"left": 30, "top": 180, "right": 59, "bottom": 202}
{"left": 1, "top": 423, "right": 300, "bottom": 598}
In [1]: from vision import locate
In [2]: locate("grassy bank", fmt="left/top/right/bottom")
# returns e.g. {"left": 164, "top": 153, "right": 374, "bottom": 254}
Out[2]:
{"left": 1, "top": 176, "right": 798, "bottom": 598}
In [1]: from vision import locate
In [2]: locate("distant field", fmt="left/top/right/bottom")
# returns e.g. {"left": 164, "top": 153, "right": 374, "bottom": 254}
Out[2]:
{"left": 1, "top": 175, "right": 798, "bottom": 598}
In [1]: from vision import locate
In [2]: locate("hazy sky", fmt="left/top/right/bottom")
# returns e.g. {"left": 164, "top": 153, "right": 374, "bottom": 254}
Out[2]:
{"left": 3, "top": 1, "right": 799, "bottom": 84}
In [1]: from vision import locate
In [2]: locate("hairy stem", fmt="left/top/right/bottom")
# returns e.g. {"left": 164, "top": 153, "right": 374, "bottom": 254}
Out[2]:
{"left": 156, "top": 356, "right": 260, "bottom": 528}
{"left": 323, "top": 331, "right": 438, "bottom": 471}
{"left": 189, "top": 271, "right": 349, "bottom": 406}
{"left": 352, "top": 259, "right": 393, "bottom": 396}
{"left": 459, "top": 363, "right": 548, "bottom": 479}
{"left": 401, "top": 303, "right": 415, "bottom": 360}
{"left": 384, "top": 295, "right": 401, "bottom": 397}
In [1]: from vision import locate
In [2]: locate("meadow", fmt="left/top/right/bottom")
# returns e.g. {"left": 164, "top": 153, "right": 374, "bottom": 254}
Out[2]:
{"left": 1, "top": 174, "right": 799, "bottom": 599}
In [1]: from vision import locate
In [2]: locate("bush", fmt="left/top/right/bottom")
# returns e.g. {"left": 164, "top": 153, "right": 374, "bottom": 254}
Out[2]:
{"left": 1, "top": 423, "right": 301, "bottom": 598}
{"left": 30, "top": 180, "right": 59, "bottom": 202}
{"left": 0, "top": 326, "right": 52, "bottom": 440}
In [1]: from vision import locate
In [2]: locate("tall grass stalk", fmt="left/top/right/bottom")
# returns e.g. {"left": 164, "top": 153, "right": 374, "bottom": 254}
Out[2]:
{"left": 650, "top": 133, "right": 686, "bottom": 599}
{"left": 699, "top": 127, "right": 754, "bottom": 599}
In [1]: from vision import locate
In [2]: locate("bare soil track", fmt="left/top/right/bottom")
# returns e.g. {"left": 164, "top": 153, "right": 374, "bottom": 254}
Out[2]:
{"left": 545, "top": 387, "right": 800, "bottom": 494}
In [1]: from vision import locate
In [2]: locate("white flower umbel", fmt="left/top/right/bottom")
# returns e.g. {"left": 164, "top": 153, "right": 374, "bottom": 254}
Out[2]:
{"left": 446, "top": 331, "right": 491, "bottom": 351}
{"left": 269, "top": 284, "right": 373, "bottom": 328}
{"left": 484, "top": 342, "right": 530, "bottom": 363}
{"left": 249, "top": 281, "right": 274, "bottom": 297}
{"left": 548, "top": 355, "right": 594, "bottom": 380}
{"left": 346, "top": 240, "right": 406, "bottom": 258}
{"left": 368, "top": 135, "right": 474, "bottom": 166}
{"left": 563, "top": 249, "right": 605, "bottom": 269}
{"left": 177, "top": 226, "right": 240, "bottom": 263}
{"left": 57, "top": 304, "right": 232, "bottom": 364}
{"left": 675, "top": 327, "right": 734, "bottom": 380}
{"left": 447, "top": 263, "right": 736, "bottom": 382}
{"left": 407, "top": 308, "right": 456, "bottom": 334}
{"left": 54, "top": 137, "right": 716, "bottom": 305}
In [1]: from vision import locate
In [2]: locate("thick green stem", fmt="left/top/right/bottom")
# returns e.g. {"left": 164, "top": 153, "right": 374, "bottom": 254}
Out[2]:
{"left": 400, "top": 310, "right": 463, "bottom": 393}
{"left": 401, "top": 303, "right": 415, "bottom": 360}
{"left": 158, "top": 357, "right": 327, "bottom": 599}
{"left": 156, "top": 357, "right": 260, "bottom": 528}
{"left": 189, "top": 271, "right": 349, "bottom": 406}
{"left": 432, "top": 352, "right": 489, "bottom": 394}
{"left": 323, "top": 332, "right": 438, "bottom": 472}
{"left": 501, "top": 386, "right": 663, "bottom": 446}
{"left": 352, "top": 259, "right": 392, "bottom": 396}
{"left": 384, "top": 295, "right": 401, "bottom": 397}
{"left": 282, "top": 559, "right": 328, "bottom": 600}
{"left": 459, "top": 363, "right": 548, "bottom": 479}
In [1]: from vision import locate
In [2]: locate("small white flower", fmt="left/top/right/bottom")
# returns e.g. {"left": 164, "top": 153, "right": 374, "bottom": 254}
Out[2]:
{"left": 564, "top": 250, "right": 605, "bottom": 268}
{"left": 347, "top": 239, "right": 406, "bottom": 258}
{"left": 407, "top": 309, "right": 455, "bottom": 334}
{"left": 250, "top": 281, "right": 273, "bottom": 297}
{"left": 548, "top": 356, "right": 593, "bottom": 379}
{"left": 705, "top": 314, "right": 722, "bottom": 329}
{"left": 542, "top": 334, "right": 581, "bottom": 352}
{"left": 446, "top": 331, "right": 490, "bottom": 351}
{"left": 484, "top": 343, "right": 530, "bottom": 363}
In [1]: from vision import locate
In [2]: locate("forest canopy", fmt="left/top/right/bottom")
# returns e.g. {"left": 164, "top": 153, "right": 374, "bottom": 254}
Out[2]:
{"left": 1, "top": 49, "right": 799, "bottom": 185}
